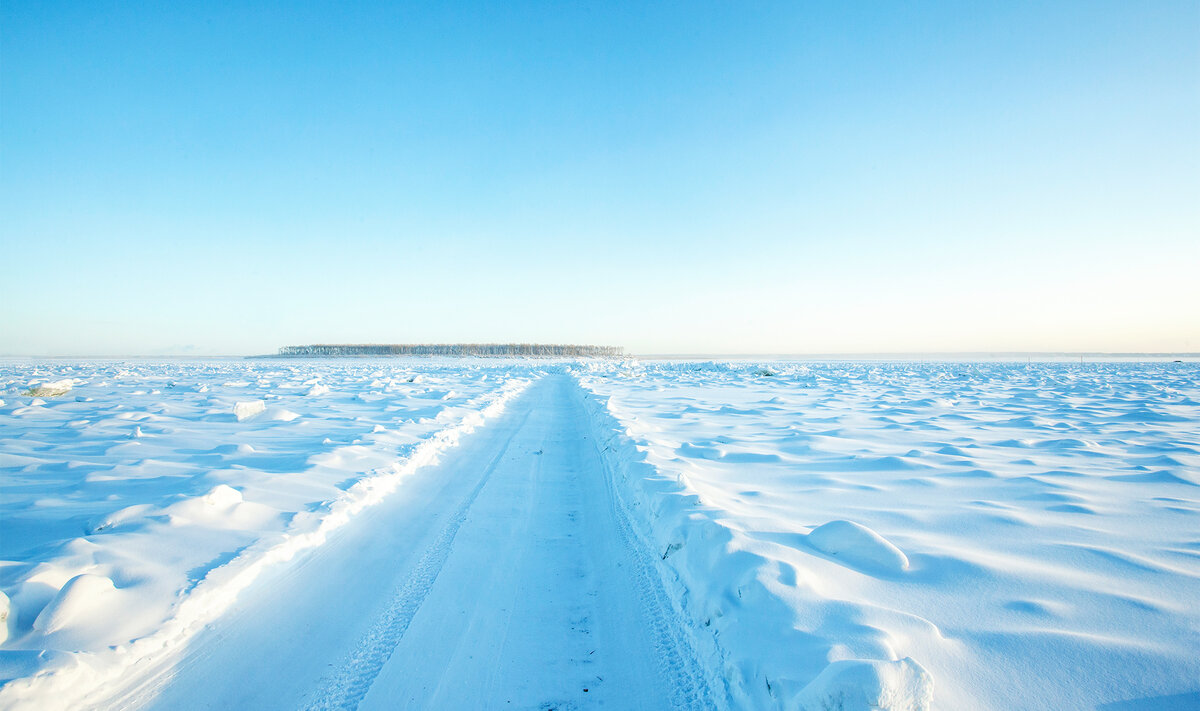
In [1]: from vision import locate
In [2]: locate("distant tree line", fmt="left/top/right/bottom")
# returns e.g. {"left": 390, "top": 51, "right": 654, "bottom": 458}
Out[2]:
{"left": 276, "top": 343, "right": 624, "bottom": 358}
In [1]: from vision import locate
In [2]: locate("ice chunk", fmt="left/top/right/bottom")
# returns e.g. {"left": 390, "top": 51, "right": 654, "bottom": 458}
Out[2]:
{"left": 233, "top": 400, "right": 266, "bottom": 421}
{"left": 0, "top": 590, "right": 11, "bottom": 645}
{"left": 25, "top": 380, "right": 73, "bottom": 397}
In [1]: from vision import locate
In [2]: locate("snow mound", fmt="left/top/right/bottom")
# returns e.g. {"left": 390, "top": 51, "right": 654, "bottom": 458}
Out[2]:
{"left": 306, "top": 383, "right": 331, "bottom": 396}
{"left": 807, "top": 520, "right": 910, "bottom": 574}
{"left": 86, "top": 504, "right": 154, "bottom": 534}
{"left": 165, "top": 485, "right": 276, "bottom": 530}
{"left": 794, "top": 657, "right": 933, "bottom": 711}
{"left": 265, "top": 407, "right": 300, "bottom": 422}
{"left": 213, "top": 443, "right": 255, "bottom": 455}
{"left": 203, "top": 484, "right": 243, "bottom": 508}
{"left": 233, "top": 400, "right": 266, "bottom": 421}
{"left": 32, "top": 574, "right": 118, "bottom": 636}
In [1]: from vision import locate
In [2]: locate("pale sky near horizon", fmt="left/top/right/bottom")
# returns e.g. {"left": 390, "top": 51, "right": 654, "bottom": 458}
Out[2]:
{"left": 2, "top": 1, "right": 1198, "bottom": 356}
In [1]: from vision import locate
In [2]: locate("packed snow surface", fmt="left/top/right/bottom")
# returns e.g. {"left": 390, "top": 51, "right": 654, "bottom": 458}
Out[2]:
{"left": 1, "top": 358, "right": 1198, "bottom": 710}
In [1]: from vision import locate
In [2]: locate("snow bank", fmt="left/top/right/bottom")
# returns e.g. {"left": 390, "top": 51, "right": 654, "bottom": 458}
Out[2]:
{"left": 573, "top": 380, "right": 878, "bottom": 708}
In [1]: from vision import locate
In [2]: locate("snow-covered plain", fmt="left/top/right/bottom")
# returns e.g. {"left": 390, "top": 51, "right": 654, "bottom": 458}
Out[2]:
{"left": 1, "top": 358, "right": 1198, "bottom": 710}
{"left": 575, "top": 360, "right": 1200, "bottom": 710}
{"left": 0, "top": 359, "right": 533, "bottom": 708}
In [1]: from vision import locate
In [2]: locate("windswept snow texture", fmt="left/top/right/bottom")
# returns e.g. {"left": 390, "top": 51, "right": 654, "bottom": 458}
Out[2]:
{"left": 2, "top": 359, "right": 1199, "bottom": 711}
{"left": 576, "top": 360, "right": 1200, "bottom": 711}
{"left": 0, "top": 359, "right": 532, "bottom": 706}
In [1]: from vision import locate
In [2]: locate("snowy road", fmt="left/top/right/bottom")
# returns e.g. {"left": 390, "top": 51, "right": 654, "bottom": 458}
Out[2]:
{"left": 108, "top": 374, "right": 714, "bottom": 710}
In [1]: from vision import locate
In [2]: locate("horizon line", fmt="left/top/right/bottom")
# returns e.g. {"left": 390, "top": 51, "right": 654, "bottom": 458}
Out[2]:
{"left": 1, "top": 351, "right": 1197, "bottom": 360}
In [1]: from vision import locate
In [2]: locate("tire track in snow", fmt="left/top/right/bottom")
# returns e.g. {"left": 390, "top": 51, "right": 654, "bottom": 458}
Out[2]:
{"left": 579, "top": 385, "right": 722, "bottom": 710}
{"left": 301, "top": 405, "right": 534, "bottom": 711}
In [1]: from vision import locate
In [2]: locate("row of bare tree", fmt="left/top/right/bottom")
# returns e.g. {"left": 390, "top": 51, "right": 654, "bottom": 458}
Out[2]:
{"left": 276, "top": 343, "right": 624, "bottom": 357}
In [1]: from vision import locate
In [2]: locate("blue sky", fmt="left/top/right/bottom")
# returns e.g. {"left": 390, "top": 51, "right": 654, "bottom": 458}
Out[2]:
{"left": 2, "top": 1, "right": 1197, "bottom": 355}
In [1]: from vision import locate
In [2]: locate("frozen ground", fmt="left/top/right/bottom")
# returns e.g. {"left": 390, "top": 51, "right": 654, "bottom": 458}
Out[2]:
{"left": 1, "top": 359, "right": 1198, "bottom": 710}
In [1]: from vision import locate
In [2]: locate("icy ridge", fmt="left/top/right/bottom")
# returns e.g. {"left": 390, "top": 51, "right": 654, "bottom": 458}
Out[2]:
{"left": 572, "top": 372, "right": 932, "bottom": 711}
{"left": 0, "top": 376, "right": 533, "bottom": 711}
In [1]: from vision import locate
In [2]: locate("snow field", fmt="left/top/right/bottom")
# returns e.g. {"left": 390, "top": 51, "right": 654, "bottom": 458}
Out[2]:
{"left": 574, "top": 360, "right": 1200, "bottom": 711}
{"left": 0, "top": 360, "right": 534, "bottom": 709}
{"left": 107, "top": 373, "right": 715, "bottom": 711}
{"left": 1, "top": 358, "right": 1197, "bottom": 711}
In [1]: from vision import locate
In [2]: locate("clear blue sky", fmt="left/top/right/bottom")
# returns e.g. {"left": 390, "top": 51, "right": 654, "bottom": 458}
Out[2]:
{"left": 2, "top": 1, "right": 1197, "bottom": 355}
